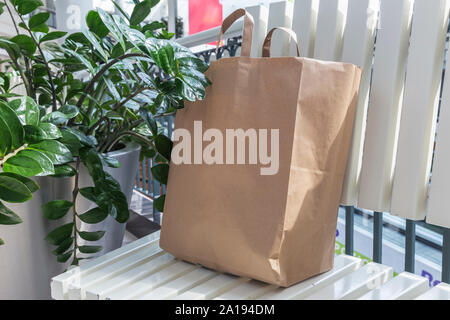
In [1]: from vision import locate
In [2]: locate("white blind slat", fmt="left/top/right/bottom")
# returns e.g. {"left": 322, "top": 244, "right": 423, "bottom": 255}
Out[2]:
{"left": 290, "top": 0, "right": 319, "bottom": 58}
{"left": 266, "top": 1, "right": 294, "bottom": 57}
{"left": 246, "top": 5, "right": 269, "bottom": 58}
{"left": 358, "top": 0, "right": 414, "bottom": 212}
{"left": 313, "top": 0, "right": 349, "bottom": 61}
{"left": 391, "top": 0, "right": 450, "bottom": 221}
{"left": 340, "top": 0, "right": 380, "bottom": 206}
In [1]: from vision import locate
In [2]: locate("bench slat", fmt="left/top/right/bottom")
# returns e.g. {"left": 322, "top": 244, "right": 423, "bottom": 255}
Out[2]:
{"left": 415, "top": 283, "right": 450, "bottom": 300}
{"left": 358, "top": 272, "right": 429, "bottom": 300}
{"left": 105, "top": 261, "right": 198, "bottom": 300}
{"left": 358, "top": 0, "right": 414, "bottom": 212}
{"left": 259, "top": 255, "right": 362, "bottom": 300}
{"left": 85, "top": 252, "right": 176, "bottom": 300}
{"left": 304, "top": 262, "right": 393, "bottom": 300}
{"left": 390, "top": 0, "right": 450, "bottom": 221}
{"left": 137, "top": 268, "right": 218, "bottom": 300}
{"left": 174, "top": 274, "right": 249, "bottom": 300}
{"left": 51, "top": 232, "right": 160, "bottom": 300}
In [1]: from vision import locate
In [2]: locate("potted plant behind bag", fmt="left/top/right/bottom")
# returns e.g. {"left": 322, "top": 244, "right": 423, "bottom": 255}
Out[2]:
{"left": 0, "top": 0, "right": 210, "bottom": 299}
{"left": 0, "top": 76, "right": 74, "bottom": 299}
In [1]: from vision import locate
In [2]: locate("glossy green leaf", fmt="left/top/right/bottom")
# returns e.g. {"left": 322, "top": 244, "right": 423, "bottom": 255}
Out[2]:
{"left": 17, "top": 0, "right": 43, "bottom": 15}
{"left": 0, "top": 38, "right": 20, "bottom": 60}
{"left": 59, "top": 105, "right": 79, "bottom": 119}
{"left": 57, "top": 250, "right": 73, "bottom": 263}
{"left": 45, "top": 222, "right": 74, "bottom": 246}
{"left": 100, "top": 154, "right": 120, "bottom": 168}
{"left": 0, "top": 101, "right": 24, "bottom": 149}
{"left": 9, "top": 96, "right": 40, "bottom": 126}
{"left": 51, "top": 164, "right": 77, "bottom": 178}
{"left": 108, "top": 190, "right": 129, "bottom": 223}
{"left": 98, "top": 9, "right": 126, "bottom": 51}
{"left": 142, "top": 21, "right": 166, "bottom": 33}
{"left": 38, "top": 123, "right": 62, "bottom": 140}
{"left": 15, "top": 149, "right": 54, "bottom": 176}
{"left": 31, "top": 23, "right": 49, "bottom": 33}
{"left": 82, "top": 28, "right": 108, "bottom": 62}
{"left": 130, "top": 0, "right": 160, "bottom": 25}
{"left": 24, "top": 125, "right": 46, "bottom": 143}
{"left": 41, "top": 200, "right": 73, "bottom": 220}
{"left": 28, "top": 140, "right": 73, "bottom": 165}
{"left": 65, "top": 32, "right": 89, "bottom": 45}
{"left": 0, "top": 115, "right": 12, "bottom": 157}
{"left": 79, "top": 148, "right": 105, "bottom": 182}
{"left": 64, "top": 48, "right": 95, "bottom": 74}
{"left": 78, "top": 207, "right": 108, "bottom": 224}
{"left": 154, "top": 194, "right": 165, "bottom": 212}
{"left": 59, "top": 130, "right": 82, "bottom": 156}
{"left": 155, "top": 134, "right": 173, "bottom": 161}
{"left": 0, "top": 172, "right": 39, "bottom": 193}
{"left": 40, "top": 31, "right": 67, "bottom": 43}
{"left": 79, "top": 187, "right": 97, "bottom": 202}
{"left": 0, "top": 201, "right": 22, "bottom": 225}
{"left": 178, "top": 57, "right": 209, "bottom": 73}
{"left": 86, "top": 10, "right": 109, "bottom": 38}
{"left": 139, "top": 109, "right": 157, "bottom": 136}
{"left": 52, "top": 237, "right": 73, "bottom": 255}
{"left": 78, "top": 245, "right": 102, "bottom": 254}
{"left": 10, "top": 34, "right": 36, "bottom": 56}
{"left": 111, "top": 0, "right": 130, "bottom": 20}
{"left": 3, "top": 155, "right": 43, "bottom": 177}
{"left": 64, "top": 128, "right": 95, "bottom": 147}
{"left": 151, "top": 163, "right": 169, "bottom": 185}
{"left": 29, "top": 11, "right": 50, "bottom": 29}
{"left": 0, "top": 173, "right": 33, "bottom": 203}
{"left": 78, "top": 231, "right": 105, "bottom": 241}
{"left": 41, "top": 111, "right": 70, "bottom": 125}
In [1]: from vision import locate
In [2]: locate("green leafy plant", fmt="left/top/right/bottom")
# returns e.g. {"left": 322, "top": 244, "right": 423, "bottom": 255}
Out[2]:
{"left": 0, "top": 0, "right": 210, "bottom": 264}
{"left": 0, "top": 73, "right": 72, "bottom": 245}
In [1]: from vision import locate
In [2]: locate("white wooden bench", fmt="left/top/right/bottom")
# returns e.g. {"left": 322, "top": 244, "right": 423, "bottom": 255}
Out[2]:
{"left": 51, "top": 232, "right": 450, "bottom": 300}
{"left": 53, "top": 0, "right": 450, "bottom": 298}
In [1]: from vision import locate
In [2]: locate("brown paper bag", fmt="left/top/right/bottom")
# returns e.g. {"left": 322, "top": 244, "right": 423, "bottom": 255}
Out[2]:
{"left": 160, "top": 9, "right": 362, "bottom": 287}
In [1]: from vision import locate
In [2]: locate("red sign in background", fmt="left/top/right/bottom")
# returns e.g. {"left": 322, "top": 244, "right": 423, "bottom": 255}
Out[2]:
{"left": 189, "top": 0, "right": 223, "bottom": 36}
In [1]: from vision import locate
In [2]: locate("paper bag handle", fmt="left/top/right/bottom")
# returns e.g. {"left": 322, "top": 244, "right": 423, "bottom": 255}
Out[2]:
{"left": 262, "top": 27, "right": 301, "bottom": 58}
{"left": 216, "top": 9, "right": 254, "bottom": 58}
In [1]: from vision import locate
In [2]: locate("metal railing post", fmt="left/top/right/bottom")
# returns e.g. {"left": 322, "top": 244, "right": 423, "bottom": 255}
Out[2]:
{"left": 442, "top": 227, "right": 450, "bottom": 283}
{"left": 345, "top": 206, "right": 354, "bottom": 255}
{"left": 373, "top": 211, "right": 383, "bottom": 263}
{"left": 405, "top": 219, "right": 416, "bottom": 273}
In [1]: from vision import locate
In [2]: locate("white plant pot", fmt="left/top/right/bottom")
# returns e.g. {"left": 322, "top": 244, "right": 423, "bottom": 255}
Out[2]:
{"left": 0, "top": 142, "right": 141, "bottom": 299}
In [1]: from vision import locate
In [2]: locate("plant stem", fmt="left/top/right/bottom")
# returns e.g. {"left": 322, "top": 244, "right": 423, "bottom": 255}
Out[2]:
{"left": 76, "top": 53, "right": 147, "bottom": 109}
{"left": 71, "top": 158, "right": 81, "bottom": 265}
{"left": 104, "top": 131, "right": 161, "bottom": 159}
{"left": 3, "top": 1, "right": 33, "bottom": 97}
{"left": 15, "top": 10, "right": 58, "bottom": 111}
{"left": 3, "top": 1, "right": 19, "bottom": 35}
{"left": 87, "top": 86, "right": 153, "bottom": 136}
{"left": 0, "top": 145, "right": 27, "bottom": 167}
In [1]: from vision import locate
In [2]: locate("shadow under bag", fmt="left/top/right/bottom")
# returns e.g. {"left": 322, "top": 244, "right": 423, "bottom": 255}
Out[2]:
{"left": 160, "top": 9, "right": 362, "bottom": 287}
